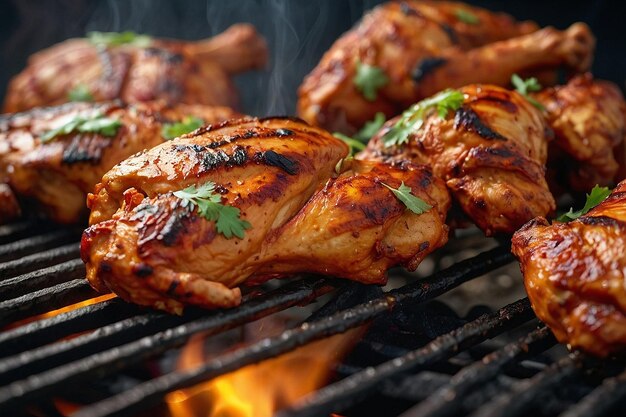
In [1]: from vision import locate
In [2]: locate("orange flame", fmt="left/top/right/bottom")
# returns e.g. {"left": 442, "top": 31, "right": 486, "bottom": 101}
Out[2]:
{"left": 167, "top": 322, "right": 364, "bottom": 417}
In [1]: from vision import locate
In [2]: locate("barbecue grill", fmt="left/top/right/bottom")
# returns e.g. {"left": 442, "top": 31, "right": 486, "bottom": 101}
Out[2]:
{"left": 0, "top": 222, "right": 624, "bottom": 417}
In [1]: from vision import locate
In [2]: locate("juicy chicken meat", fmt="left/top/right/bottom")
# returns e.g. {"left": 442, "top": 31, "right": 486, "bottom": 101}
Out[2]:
{"left": 360, "top": 84, "right": 555, "bottom": 236}
{"left": 512, "top": 181, "right": 626, "bottom": 357}
{"left": 298, "top": 0, "right": 595, "bottom": 133}
{"left": 4, "top": 24, "right": 267, "bottom": 112}
{"left": 81, "top": 118, "right": 451, "bottom": 314}
{"left": 533, "top": 74, "right": 626, "bottom": 194}
{"left": 0, "top": 101, "right": 239, "bottom": 223}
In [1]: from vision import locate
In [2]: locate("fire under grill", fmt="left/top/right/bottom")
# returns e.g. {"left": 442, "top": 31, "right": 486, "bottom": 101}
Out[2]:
{"left": 0, "top": 221, "right": 625, "bottom": 417}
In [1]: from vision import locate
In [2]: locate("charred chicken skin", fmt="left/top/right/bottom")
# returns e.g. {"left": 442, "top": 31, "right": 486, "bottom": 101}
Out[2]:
{"left": 0, "top": 101, "right": 239, "bottom": 223}
{"left": 533, "top": 74, "right": 626, "bottom": 194}
{"left": 512, "top": 181, "right": 626, "bottom": 357}
{"left": 360, "top": 84, "right": 555, "bottom": 236}
{"left": 4, "top": 24, "right": 267, "bottom": 113}
{"left": 298, "top": 0, "right": 594, "bottom": 133}
{"left": 81, "top": 118, "right": 450, "bottom": 314}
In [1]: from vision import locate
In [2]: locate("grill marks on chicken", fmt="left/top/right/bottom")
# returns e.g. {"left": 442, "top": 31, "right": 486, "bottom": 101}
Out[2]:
{"left": 361, "top": 84, "right": 555, "bottom": 236}
{"left": 81, "top": 118, "right": 451, "bottom": 314}
{"left": 512, "top": 182, "right": 626, "bottom": 357}
{"left": 0, "top": 101, "right": 240, "bottom": 223}
{"left": 3, "top": 24, "right": 268, "bottom": 112}
{"left": 297, "top": 0, "right": 595, "bottom": 133}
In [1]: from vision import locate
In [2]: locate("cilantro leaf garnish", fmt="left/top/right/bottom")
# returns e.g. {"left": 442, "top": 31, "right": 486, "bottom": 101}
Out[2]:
{"left": 383, "top": 89, "right": 464, "bottom": 148}
{"left": 40, "top": 112, "right": 121, "bottom": 143}
{"left": 87, "top": 31, "right": 152, "bottom": 47}
{"left": 333, "top": 133, "right": 366, "bottom": 156}
{"left": 382, "top": 181, "right": 432, "bottom": 214}
{"left": 68, "top": 85, "right": 94, "bottom": 102}
{"left": 333, "top": 112, "right": 386, "bottom": 156}
{"left": 511, "top": 74, "right": 545, "bottom": 110}
{"left": 556, "top": 185, "right": 612, "bottom": 222}
{"left": 174, "top": 182, "right": 251, "bottom": 239}
{"left": 455, "top": 9, "right": 480, "bottom": 25}
{"left": 161, "top": 116, "right": 204, "bottom": 140}
{"left": 354, "top": 61, "right": 389, "bottom": 101}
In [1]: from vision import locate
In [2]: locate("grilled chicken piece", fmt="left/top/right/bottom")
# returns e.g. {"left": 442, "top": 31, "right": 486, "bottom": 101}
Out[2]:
{"left": 512, "top": 181, "right": 626, "bottom": 357}
{"left": 81, "top": 118, "right": 450, "bottom": 314}
{"left": 360, "top": 84, "right": 555, "bottom": 236}
{"left": 0, "top": 101, "right": 239, "bottom": 223}
{"left": 532, "top": 74, "right": 626, "bottom": 194}
{"left": 4, "top": 24, "right": 267, "bottom": 112}
{"left": 298, "top": 0, "right": 594, "bottom": 133}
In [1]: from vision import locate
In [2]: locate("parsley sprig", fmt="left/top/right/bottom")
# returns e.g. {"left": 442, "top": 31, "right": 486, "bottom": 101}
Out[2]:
{"left": 40, "top": 112, "right": 121, "bottom": 143}
{"left": 333, "top": 112, "right": 386, "bottom": 156}
{"left": 354, "top": 61, "right": 389, "bottom": 101}
{"left": 511, "top": 74, "right": 545, "bottom": 111}
{"left": 161, "top": 116, "right": 204, "bottom": 140}
{"left": 556, "top": 185, "right": 612, "bottom": 222}
{"left": 383, "top": 89, "right": 464, "bottom": 148}
{"left": 87, "top": 31, "right": 152, "bottom": 47}
{"left": 173, "top": 182, "right": 251, "bottom": 239}
{"left": 68, "top": 85, "right": 94, "bottom": 102}
{"left": 382, "top": 182, "right": 432, "bottom": 214}
{"left": 455, "top": 9, "right": 480, "bottom": 25}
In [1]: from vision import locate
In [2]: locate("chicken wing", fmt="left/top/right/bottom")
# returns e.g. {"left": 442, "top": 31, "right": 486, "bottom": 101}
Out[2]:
{"left": 360, "top": 84, "right": 555, "bottom": 235}
{"left": 533, "top": 74, "right": 626, "bottom": 194}
{"left": 4, "top": 24, "right": 267, "bottom": 112}
{"left": 512, "top": 181, "right": 626, "bottom": 357}
{"left": 297, "top": 0, "right": 594, "bottom": 133}
{"left": 0, "top": 101, "right": 239, "bottom": 223}
{"left": 81, "top": 118, "right": 450, "bottom": 314}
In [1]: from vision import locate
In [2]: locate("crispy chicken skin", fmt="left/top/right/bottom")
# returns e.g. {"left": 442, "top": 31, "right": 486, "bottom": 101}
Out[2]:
{"left": 81, "top": 118, "right": 450, "bottom": 314}
{"left": 0, "top": 101, "right": 239, "bottom": 223}
{"left": 4, "top": 24, "right": 268, "bottom": 112}
{"left": 297, "top": 0, "right": 594, "bottom": 133}
{"left": 512, "top": 181, "right": 626, "bottom": 357}
{"left": 533, "top": 74, "right": 626, "bottom": 194}
{"left": 360, "top": 84, "right": 555, "bottom": 236}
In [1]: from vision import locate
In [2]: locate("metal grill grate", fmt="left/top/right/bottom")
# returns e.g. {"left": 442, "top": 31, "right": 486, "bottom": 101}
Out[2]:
{"left": 0, "top": 221, "right": 624, "bottom": 417}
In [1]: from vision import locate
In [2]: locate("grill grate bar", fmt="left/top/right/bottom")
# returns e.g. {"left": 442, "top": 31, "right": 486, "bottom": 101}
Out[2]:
{"left": 0, "top": 277, "right": 338, "bottom": 411}
{"left": 0, "top": 259, "right": 84, "bottom": 299}
{"left": 558, "top": 368, "right": 626, "bottom": 417}
{"left": 0, "top": 229, "right": 80, "bottom": 262}
{"left": 0, "top": 279, "right": 97, "bottom": 327}
{"left": 398, "top": 326, "right": 556, "bottom": 417}
{"left": 0, "top": 243, "right": 79, "bottom": 278}
{"left": 0, "top": 221, "right": 46, "bottom": 244}
{"left": 0, "top": 298, "right": 139, "bottom": 358}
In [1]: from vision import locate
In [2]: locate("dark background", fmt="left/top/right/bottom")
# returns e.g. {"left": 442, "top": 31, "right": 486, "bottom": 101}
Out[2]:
{"left": 1, "top": 0, "right": 624, "bottom": 116}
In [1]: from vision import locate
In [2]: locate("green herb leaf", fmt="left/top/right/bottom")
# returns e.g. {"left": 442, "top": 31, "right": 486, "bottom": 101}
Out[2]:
{"left": 382, "top": 181, "right": 432, "bottom": 214}
{"left": 511, "top": 74, "right": 545, "bottom": 110}
{"left": 455, "top": 9, "right": 480, "bottom": 25}
{"left": 354, "top": 61, "right": 389, "bottom": 101}
{"left": 354, "top": 112, "right": 386, "bottom": 142}
{"left": 173, "top": 182, "right": 251, "bottom": 239}
{"left": 68, "top": 85, "right": 94, "bottom": 102}
{"left": 161, "top": 116, "right": 204, "bottom": 140}
{"left": 87, "top": 31, "right": 152, "bottom": 47}
{"left": 383, "top": 89, "right": 464, "bottom": 148}
{"left": 556, "top": 185, "right": 612, "bottom": 222}
{"left": 333, "top": 133, "right": 366, "bottom": 156}
{"left": 40, "top": 112, "right": 121, "bottom": 143}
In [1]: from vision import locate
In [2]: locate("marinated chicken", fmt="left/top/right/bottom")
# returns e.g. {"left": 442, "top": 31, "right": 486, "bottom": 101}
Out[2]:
{"left": 298, "top": 0, "right": 594, "bottom": 133}
{"left": 512, "top": 182, "right": 626, "bottom": 357}
{"left": 360, "top": 84, "right": 555, "bottom": 236}
{"left": 0, "top": 101, "right": 239, "bottom": 223}
{"left": 81, "top": 118, "right": 451, "bottom": 314}
{"left": 4, "top": 24, "right": 267, "bottom": 112}
{"left": 533, "top": 74, "right": 626, "bottom": 194}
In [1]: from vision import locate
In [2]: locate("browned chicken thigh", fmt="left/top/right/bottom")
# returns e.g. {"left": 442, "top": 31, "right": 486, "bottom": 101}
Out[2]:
{"left": 533, "top": 74, "right": 626, "bottom": 194}
{"left": 512, "top": 181, "right": 626, "bottom": 357}
{"left": 298, "top": 0, "right": 594, "bottom": 133}
{"left": 4, "top": 24, "right": 267, "bottom": 112}
{"left": 360, "top": 84, "right": 555, "bottom": 236}
{"left": 0, "top": 101, "right": 239, "bottom": 223}
{"left": 81, "top": 118, "right": 450, "bottom": 314}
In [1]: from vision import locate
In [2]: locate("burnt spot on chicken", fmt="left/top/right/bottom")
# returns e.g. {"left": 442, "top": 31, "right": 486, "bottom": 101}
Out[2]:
{"left": 144, "top": 47, "right": 184, "bottom": 64}
{"left": 412, "top": 57, "right": 448, "bottom": 83}
{"left": 275, "top": 128, "right": 293, "bottom": 137}
{"left": 454, "top": 106, "right": 507, "bottom": 141}
{"left": 579, "top": 215, "right": 626, "bottom": 229}
{"left": 62, "top": 134, "right": 114, "bottom": 165}
{"left": 132, "top": 263, "right": 153, "bottom": 278}
{"left": 439, "top": 23, "right": 459, "bottom": 45}
{"left": 400, "top": 2, "right": 421, "bottom": 17}
{"left": 166, "top": 280, "right": 180, "bottom": 296}
{"left": 257, "top": 150, "right": 298, "bottom": 175}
